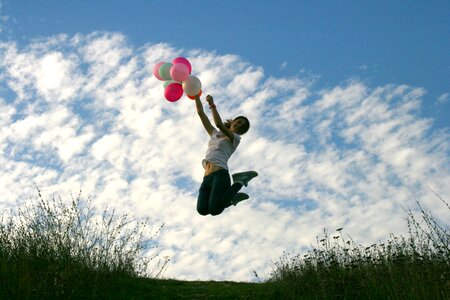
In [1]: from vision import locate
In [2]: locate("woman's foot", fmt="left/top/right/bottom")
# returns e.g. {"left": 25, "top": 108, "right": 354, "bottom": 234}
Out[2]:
{"left": 232, "top": 171, "right": 258, "bottom": 187}
{"left": 231, "top": 193, "right": 249, "bottom": 206}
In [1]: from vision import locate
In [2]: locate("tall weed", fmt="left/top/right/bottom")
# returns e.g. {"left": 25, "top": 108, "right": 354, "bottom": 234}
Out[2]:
{"left": 270, "top": 193, "right": 450, "bottom": 299}
{"left": 0, "top": 188, "right": 164, "bottom": 299}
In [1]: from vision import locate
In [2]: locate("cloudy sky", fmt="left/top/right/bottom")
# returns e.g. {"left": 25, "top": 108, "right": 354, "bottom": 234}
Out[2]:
{"left": 0, "top": 1, "right": 449, "bottom": 281}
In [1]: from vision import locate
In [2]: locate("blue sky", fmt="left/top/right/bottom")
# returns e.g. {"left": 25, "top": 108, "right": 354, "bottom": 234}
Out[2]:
{"left": 4, "top": 1, "right": 449, "bottom": 108}
{"left": 0, "top": 1, "right": 449, "bottom": 281}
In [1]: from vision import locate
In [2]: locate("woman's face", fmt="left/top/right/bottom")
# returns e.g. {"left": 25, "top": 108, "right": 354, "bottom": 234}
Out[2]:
{"left": 230, "top": 118, "right": 248, "bottom": 134}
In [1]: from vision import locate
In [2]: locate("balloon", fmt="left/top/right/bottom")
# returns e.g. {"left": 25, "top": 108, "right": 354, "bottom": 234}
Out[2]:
{"left": 187, "top": 90, "right": 202, "bottom": 100}
{"left": 153, "top": 62, "right": 166, "bottom": 80}
{"left": 182, "top": 75, "right": 202, "bottom": 96}
{"left": 172, "top": 57, "right": 192, "bottom": 74}
{"left": 158, "top": 63, "right": 173, "bottom": 80}
{"left": 170, "top": 63, "right": 189, "bottom": 82}
{"left": 164, "top": 82, "right": 183, "bottom": 102}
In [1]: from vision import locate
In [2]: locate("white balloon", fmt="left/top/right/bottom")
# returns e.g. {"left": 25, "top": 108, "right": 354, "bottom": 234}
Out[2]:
{"left": 182, "top": 75, "right": 202, "bottom": 96}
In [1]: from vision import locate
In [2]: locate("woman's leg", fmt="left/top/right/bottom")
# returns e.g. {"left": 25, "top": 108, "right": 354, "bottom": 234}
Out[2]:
{"left": 209, "top": 170, "right": 243, "bottom": 216}
{"left": 197, "top": 175, "right": 212, "bottom": 215}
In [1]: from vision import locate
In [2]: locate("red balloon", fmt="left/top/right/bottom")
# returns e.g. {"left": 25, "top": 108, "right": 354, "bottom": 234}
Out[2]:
{"left": 164, "top": 82, "right": 183, "bottom": 102}
{"left": 187, "top": 90, "right": 202, "bottom": 100}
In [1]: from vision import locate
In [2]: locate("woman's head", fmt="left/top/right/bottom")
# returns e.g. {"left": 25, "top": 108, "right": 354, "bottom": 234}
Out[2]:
{"left": 226, "top": 116, "right": 250, "bottom": 135}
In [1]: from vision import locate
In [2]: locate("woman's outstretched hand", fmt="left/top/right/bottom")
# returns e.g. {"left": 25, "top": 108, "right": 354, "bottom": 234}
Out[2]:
{"left": 206, "top": 95, "right": 214, "bottom": 106}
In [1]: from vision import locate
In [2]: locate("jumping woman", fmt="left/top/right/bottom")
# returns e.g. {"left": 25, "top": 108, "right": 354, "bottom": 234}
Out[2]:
{"left": 194, "top": 94, "right": 258, "bottom": 216}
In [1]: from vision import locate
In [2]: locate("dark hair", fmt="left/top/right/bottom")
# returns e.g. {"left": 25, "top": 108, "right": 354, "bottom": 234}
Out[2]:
{"left": 224, "top": 116, "right": 250, "bottom": 135}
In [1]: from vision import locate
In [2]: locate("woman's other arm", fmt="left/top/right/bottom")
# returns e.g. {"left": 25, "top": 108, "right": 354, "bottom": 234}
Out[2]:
{"left": 206, "top": 95, "right": 235, "bottom": 143}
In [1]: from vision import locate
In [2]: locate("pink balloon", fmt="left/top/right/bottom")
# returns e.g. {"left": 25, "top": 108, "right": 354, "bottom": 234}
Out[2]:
{"left": 164, "top": 82, "right": 183, "bottom": 102}
{"left": 153, "top": 62, "right": 165, "bottom": 80}
{"left": 172, "top": 57, "right": 192, "bottom": 74}
{"left": 170, "top": 63, "right": 189, "bottom": 82}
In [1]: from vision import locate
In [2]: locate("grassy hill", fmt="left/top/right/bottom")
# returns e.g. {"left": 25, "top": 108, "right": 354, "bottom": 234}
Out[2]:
{"left": 99, "top": 278, "right": 277, "bottom": 299}
{"left": 1, "top": 189, "right": 448, "bottom": 299}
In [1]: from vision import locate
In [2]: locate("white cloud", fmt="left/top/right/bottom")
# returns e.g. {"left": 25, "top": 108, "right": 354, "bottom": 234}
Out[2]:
{"left": 0, "top": 32, "right": 448, "bottom": 282}
{"left": 35, "top": 52, "right": 79, "bottom": 101}
{"left": 92, "top": 133, "right": 123, "bottom": 161}
{"left": 438, "top": 92, "right": 449, "bottom": 104}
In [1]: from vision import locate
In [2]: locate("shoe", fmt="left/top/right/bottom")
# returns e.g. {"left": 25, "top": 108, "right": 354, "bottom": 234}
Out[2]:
{"left": 232, "top": 171, "right": 258, "bottom": 187}
{"left": 231, "top": 193, "right": 249, "bottom": 206}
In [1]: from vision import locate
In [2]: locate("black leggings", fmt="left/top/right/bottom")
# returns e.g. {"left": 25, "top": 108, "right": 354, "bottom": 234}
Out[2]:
{"left": 197, "top": 169, "right": 243, "bottom": 216}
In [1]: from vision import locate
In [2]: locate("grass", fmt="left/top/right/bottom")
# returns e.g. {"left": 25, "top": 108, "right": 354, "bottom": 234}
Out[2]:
{"left": 0, "top": 188, "right": 449, "bottom": 299}
{"left": 268, "top": 192, "right": 450, "bottom": 299}
{"left": 0, "top": 188, "right": 164, "bottom": 299}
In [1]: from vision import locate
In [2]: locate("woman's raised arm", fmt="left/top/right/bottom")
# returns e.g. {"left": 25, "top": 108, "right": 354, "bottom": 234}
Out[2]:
{"left": 195, "top": 95, "right": 214, "bottom": 136}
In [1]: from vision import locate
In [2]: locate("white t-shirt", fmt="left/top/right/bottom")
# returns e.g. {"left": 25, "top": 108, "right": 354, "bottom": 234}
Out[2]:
{"left": 202, "top": 128, "right": 241, "bottom": 170}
